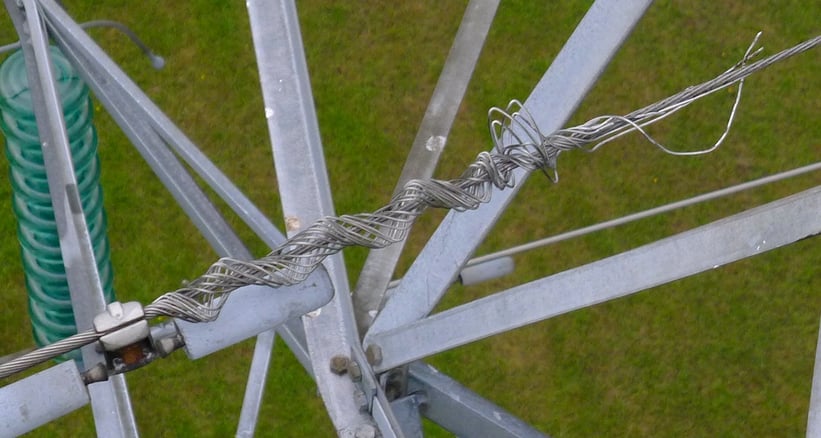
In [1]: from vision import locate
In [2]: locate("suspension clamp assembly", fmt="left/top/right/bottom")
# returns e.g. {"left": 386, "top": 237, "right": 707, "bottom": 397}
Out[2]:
{"left": 93, "top": 301, "right": 149, "bottom": 351}
{"left": 92, "top": 301, "right": 153, "bottom": 376}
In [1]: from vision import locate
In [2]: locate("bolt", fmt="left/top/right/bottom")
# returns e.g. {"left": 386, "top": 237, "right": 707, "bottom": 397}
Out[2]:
{"left": 353, "top": 388, "right": 369, "bottom": 413}
{"left": 285, "top": 216, "right": 301, "bottom": 232}
{"left": 365, "top": 344, "right": 382, "bottom": 366}
{"left": 347, "top": 359, "right": 362, "bottom": 382}
{"left": 80, "top": 363, "right": 109, "bottom": 385}
{"left": 329, "top": 355, "right": 349, "bottom": 375}
{"left": 155, "top": 336, "right": 182, "bottom": 358}
{"left": 383, "top": 368, "right": 407, "bottom": 401}
{"left": 385, "top": 383, "right": 401, "bottom": 402}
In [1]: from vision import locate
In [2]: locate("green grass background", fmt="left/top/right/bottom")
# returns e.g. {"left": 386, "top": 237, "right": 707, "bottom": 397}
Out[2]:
{"left": 0, "top": 0, "right": 819, "bottom": 436}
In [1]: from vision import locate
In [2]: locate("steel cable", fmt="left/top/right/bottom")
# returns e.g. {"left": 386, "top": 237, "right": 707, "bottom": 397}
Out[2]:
{"left": 0, "top": 329, "right": 102, "bottom": 379}
{"left": 1, "top": 33, "right": 817, "bottom": 379}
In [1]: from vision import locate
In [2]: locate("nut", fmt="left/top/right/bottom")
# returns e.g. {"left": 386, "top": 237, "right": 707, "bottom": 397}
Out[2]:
{"left": 354, "top": 424, "right": 376, "bottom": 438}
{"left": 353, "top": 389, "right": 369, "bottom": 413}
{"left": 347, "top": 360, "right": 362, "bottom": 382}
{"left": 329, "top": 355, "right": 349, "bottom": 375}
{"left": 365, "top": 345, "right": 382, "bottom": 366}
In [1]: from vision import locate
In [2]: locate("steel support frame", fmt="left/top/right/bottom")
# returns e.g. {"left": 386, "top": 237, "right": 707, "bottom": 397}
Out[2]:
{"left": 388, "top": 394, "right": 425, "bottom": 438}
{"left": 4, "top": 0, "right": 139, "bottom": 435}
{"left": 43, "top": 0, "right": 318, "bottom": 373}
{"left": 465, "top": 161, "right": 821, "bottom": 268}
{"left": 40, "top": 0, "right": 261, "bottom": 258}
{"left": 3, "top": 0, "right": 816, "bottom": 436}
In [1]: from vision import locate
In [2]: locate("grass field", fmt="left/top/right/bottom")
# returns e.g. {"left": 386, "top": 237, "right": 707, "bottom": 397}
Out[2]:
{"left": 0, "top": 0, "right": 819, "bottom": 436}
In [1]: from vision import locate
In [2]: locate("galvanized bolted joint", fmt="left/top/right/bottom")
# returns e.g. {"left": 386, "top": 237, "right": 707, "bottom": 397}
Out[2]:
{"left": 92, "top": 301, "right": 150, "bottom": 352}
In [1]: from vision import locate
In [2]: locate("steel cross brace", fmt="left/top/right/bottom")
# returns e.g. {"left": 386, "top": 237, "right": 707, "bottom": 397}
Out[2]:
{"left": 246, "top": 0, "right": 403, "bottom": 435}
{"left": 407, "top": 362, "right": 548, "bottom": 437}
{"left": 352, "top": 0, "right": 501, "bottom": 335}
{"left": 369, "top": 186, "right": 821, "bottom": 371}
